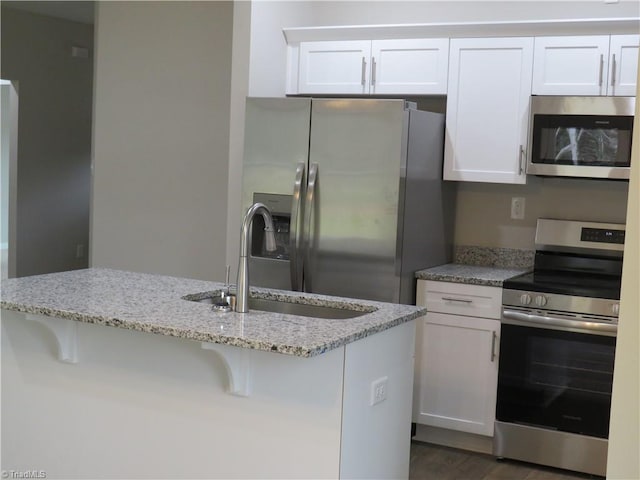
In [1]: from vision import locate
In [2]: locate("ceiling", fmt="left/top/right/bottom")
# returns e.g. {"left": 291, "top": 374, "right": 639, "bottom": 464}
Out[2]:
{"left": 2, "top": 1, "right": 95, "bottom": 24}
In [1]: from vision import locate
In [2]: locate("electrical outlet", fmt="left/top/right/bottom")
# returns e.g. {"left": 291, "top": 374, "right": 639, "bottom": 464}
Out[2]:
{"left": 511, "top": 197, "right": 525, "bottom": 220}
{"left": 370, "top": 376, "right": 388, "bottom": 406}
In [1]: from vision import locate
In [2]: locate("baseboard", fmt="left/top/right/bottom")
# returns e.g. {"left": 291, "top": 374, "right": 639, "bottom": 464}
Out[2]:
{"left": 413, "top": 424, "right": 493, "bottom": 455}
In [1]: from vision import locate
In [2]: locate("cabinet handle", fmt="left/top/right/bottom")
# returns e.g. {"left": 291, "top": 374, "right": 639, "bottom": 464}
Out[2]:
{"left": 371, "top": 57, "right": 377, "bottom": 85}
{"left": 598, "top": 54, "right": 604, "bottom": 87}
{"left": 611, "top": 54, "right": 617, "bottom": 87}
{"left": 442, "top": 296, "right": 473, "bottom": 304}
{"left": 491, "top": 331, "right": 497, "bottom": 362}
{"left": 361, "top": 57, "right": 367, "bottom": 86}
{"left": 519, "top": 145, "right": 525, "bottom": 175}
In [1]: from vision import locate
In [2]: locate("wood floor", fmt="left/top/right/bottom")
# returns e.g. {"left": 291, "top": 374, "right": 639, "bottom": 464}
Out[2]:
{"left": 410, "top": 441, "right": 603, "bottom": 480}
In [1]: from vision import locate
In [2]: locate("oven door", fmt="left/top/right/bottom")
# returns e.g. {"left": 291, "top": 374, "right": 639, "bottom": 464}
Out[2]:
{"left": 496, "top": 310, "right": 616, "bottom": 439}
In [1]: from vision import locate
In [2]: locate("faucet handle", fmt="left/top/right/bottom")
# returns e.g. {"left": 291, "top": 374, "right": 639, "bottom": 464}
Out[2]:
{"left": 222, "top": 265, "right": 231, "bottom": 297}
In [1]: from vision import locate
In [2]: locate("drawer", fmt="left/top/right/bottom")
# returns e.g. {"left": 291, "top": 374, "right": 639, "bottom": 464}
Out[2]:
{"left": 417, "top": 280, "right": 502, "bottom": 319}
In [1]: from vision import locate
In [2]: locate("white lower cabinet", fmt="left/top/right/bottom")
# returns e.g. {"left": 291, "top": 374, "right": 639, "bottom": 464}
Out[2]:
{"left": 413, "top": 280, "right": 501, "bottom": 437}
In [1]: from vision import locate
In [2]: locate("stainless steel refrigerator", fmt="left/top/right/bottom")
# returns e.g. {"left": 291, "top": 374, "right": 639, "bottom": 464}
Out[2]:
{"left": 241, "top": 97, "right": 455, "bottom": 305}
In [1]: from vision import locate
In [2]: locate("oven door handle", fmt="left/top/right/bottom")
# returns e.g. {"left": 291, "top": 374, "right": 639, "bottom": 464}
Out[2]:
{"left": 502, "top": 309, "right": 617, "bottom": 335}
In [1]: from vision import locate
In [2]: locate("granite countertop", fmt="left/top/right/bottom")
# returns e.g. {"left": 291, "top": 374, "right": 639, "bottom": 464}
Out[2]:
{"left": 0, "top": 268, "right": 425, "bottom": 358}
{"left": 415, "top": 264, "right": 530, "bottom": 287}
{"left": 415, "top": 246, "right": 533, "bottom": 287}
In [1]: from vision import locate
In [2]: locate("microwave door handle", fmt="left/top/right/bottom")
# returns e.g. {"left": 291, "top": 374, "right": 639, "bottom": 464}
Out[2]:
{"left": 519, "top": 145, "right": 525, "bottom": 175}
{"left": 302, "top": 163, "right": 318, "bottom": 293}
{"left": 289, "top": 162, "right": 306, "bottom": 291}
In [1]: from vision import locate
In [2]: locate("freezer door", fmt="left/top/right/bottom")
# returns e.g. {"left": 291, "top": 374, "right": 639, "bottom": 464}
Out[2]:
{"left": 242, "top": 97, "right": 311, "bottom": 290}
{"left": 305, "top": 99, "right": 408, "bottom": 303}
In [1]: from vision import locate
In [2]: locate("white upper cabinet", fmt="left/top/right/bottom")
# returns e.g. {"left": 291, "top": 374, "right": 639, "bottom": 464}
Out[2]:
{"left": 298, "top": 41, "right": 372, "bottom": 95}
{"left": 533, "top": 36, "right": 610, "bottom": 95}
{"left": 294, "top": 39, "right": 449, "bottom": 95}
{"left": 532, "top": 35, "right": 639, "bottom": 96}
{"left": 609, "top": 34, "right": 640, "bottom": 96}
{"left": 444, "top": 37, "right": 533, "bottom": 184}
{"left": 370, "top": 39, "right": 449, "bottom": 94}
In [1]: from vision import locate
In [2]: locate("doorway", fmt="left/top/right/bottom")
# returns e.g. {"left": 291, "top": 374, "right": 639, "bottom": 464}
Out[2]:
{"left": 1, "top": 5, "right": 94, "bottom": 277}
{"left": 1, "top": 80, "right": 18, "bottom": 279}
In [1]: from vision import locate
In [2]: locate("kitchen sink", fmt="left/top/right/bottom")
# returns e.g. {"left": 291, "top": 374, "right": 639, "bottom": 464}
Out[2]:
{"left": 184, "top": 293, "right": 372, "bottom": 319}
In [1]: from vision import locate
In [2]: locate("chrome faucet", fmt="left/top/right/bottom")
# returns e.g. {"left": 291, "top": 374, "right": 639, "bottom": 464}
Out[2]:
{"left": 236, "top": 202, "right": 276, "bottom": 313}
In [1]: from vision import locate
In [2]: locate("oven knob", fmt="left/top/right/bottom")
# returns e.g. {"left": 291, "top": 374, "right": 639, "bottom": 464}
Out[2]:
{"left": 535, "top": 295, "right": 548, "bottom": 307}
{"left": 612, "top": 303, "right": 620, "bottom": 316}
{"left": 519, "top": 294, "right": 532, "bottom": 305}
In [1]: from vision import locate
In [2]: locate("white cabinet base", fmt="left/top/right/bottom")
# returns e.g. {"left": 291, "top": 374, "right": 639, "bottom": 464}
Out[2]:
{"left": 413, "top": 423, "right": 494, "bottom": 455}
{"left": 2, "top": 310, "right": 416, "bottom": 479}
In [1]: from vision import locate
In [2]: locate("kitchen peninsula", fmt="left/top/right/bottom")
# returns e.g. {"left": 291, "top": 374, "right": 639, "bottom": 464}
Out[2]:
{"left": 1, "top": 268, "right": 422, "bottom": 479}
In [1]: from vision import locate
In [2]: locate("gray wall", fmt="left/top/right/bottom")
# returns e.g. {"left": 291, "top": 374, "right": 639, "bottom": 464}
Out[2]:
{"left": 454, "top": 177, "right": 629, "bottom": 250}
{"left": 1, "top": 7, "right": 94, "bottom": 277}
{"left": 91, "top": 1, "right": 233, "bottom": 281}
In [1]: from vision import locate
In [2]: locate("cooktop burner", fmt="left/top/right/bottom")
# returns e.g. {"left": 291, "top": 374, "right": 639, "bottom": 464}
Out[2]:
{"left": 503, "top": 219, "right": 625, "bottom": 302}
{"left": 503, "top": 270, "right": 621, "bottom": 300}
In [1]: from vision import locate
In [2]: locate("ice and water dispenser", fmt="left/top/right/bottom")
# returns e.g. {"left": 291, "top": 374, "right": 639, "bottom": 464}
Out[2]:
{"left": 250, "top": 193, "right": 291, "bottom": 262}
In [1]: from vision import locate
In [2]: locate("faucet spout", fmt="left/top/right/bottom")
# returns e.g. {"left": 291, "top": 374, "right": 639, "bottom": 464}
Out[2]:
{"left": 236, "top": 202, "right": 276, "bottom": 313}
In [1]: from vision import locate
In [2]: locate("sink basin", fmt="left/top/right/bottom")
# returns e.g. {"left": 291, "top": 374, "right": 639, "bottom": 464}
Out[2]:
{"left": 185, "top": 293, "right": 372, "bottom": 319}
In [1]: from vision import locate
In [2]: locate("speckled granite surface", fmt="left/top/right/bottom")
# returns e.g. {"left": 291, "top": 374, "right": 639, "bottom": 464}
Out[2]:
{"left": 415, "top": 264, "right": 529, "bottom": 287}
{"left": 454, "top": 246, "right": 535, "bottom": 269}
{"left": 415, "top": 246, "right": 533, "bottom": 286}
{"left": 0, "top": 268, "right": 425, "bottom": 358}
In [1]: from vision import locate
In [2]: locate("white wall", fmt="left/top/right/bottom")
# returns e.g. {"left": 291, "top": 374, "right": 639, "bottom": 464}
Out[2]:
{"left": 91, "top": 1, "right": 233, "bottom": 281}
{"left": 226, "top": 0, "right": 252, "bottom": 283}
{"left": 1, "top": 7, "right": 94, "bottom": 277}
{"left": 607, "top": 75, "right": 640, "bottom": 480}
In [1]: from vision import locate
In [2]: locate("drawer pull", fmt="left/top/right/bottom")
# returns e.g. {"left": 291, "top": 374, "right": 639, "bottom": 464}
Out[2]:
{"left": 442, "top": 296, "right": 473, "bottom": 304}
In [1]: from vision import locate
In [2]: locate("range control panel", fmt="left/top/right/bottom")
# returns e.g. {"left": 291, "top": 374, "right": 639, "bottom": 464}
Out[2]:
{"left": 536, "top": 219, "right": 625, "bottom": 253}
{"left": 581, "top": 227, "right": 626, "bottom": 245}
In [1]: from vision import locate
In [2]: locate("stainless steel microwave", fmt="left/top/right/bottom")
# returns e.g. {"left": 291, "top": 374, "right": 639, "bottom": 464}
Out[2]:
{"left": 527, "top": 96, "right": 635, "bottom": 180}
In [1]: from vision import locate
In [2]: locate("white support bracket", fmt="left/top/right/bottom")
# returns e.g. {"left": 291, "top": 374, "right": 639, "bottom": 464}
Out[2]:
{"left": 25, "top": 314, "right": 78, "bottom": 364}
{"left": 201, "top": 342, "right": 252, "bottom": 397}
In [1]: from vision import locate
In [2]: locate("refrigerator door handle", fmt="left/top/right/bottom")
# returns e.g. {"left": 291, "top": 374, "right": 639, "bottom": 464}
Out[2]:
{"left": 289, "top": 162, "right": 306, "bottom": 291}
{"left": 302, "top": 163, "right": 318, "bottom": 292}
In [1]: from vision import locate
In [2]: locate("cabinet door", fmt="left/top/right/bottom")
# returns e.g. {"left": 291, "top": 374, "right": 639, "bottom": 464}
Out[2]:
{"left": 444, "top": 37, "right": 533, "bottom": 184}
{"left": 413, "top": 312, "right": 500, "bottom": 436}
{"left": 371, "top": 39, "right": 449, "bottom": 94}
{"left": 298, "top": 41, "right": 371, "bottom": 94}
{"left": 608, "top": 34, "right": 639, "bottom": 96}
{"left": 532, "top": 36, "right": 610, "bottom": 95}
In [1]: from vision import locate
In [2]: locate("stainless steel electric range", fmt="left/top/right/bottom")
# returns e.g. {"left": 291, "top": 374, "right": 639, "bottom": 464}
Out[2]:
{"left": 494, "top": 219, "right": 624, "bottom": 477}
